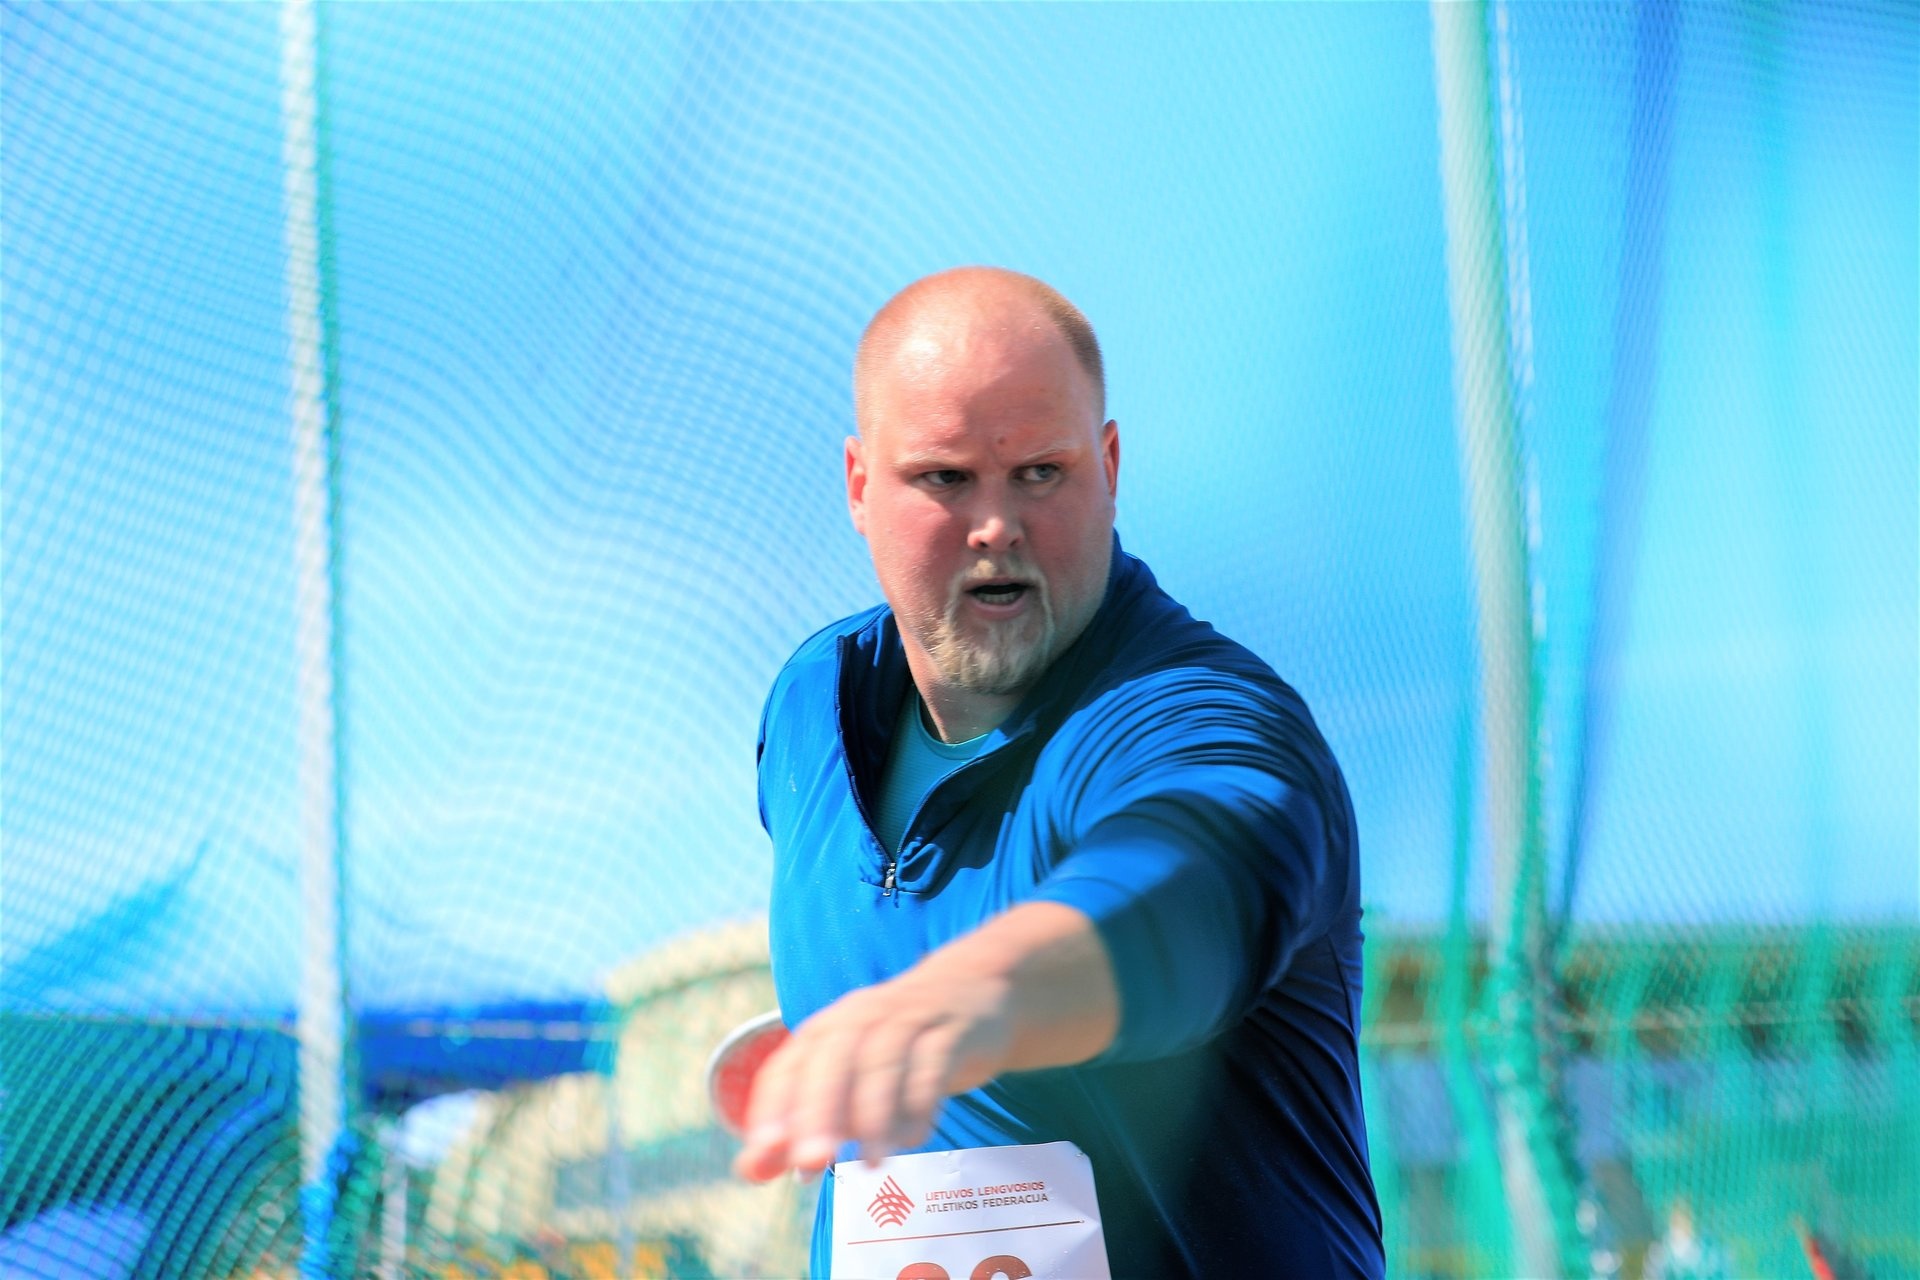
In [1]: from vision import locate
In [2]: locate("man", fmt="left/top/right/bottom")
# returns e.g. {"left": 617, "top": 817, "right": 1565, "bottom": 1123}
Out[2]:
{"left": 738, "top": 267, "right": 1382, "bottom": 1277}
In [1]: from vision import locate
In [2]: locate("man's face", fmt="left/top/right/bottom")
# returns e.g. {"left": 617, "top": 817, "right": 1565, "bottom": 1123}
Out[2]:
{"left": 848, "top": 319, "right": 1119, "bottom": 701}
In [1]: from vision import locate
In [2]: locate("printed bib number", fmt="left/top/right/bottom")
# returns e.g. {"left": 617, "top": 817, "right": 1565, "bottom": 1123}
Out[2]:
{"left": 896, "top": 1259, "right": 1032, "bottom": 1280}
{"left": 829, "top": 1141, "right": 1109, "bottom": 1280}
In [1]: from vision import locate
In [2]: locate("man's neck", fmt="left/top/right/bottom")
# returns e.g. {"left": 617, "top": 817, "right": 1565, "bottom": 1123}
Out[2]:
{"left": 903, "top": 653, "right": 1022, "bottom": 744}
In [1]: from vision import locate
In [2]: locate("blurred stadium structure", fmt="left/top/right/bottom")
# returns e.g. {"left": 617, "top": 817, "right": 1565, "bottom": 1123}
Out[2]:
{"left": 2, "top": 2, "right": 1913, "bottom": 1277}
{"left": 420, "top": 923, "right": 810, "bottom": 1278}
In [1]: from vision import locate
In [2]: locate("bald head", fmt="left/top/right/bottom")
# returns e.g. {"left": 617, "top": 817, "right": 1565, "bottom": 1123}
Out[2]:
{"left": 853, "top": 267, "right": 1105, "bottom": 434}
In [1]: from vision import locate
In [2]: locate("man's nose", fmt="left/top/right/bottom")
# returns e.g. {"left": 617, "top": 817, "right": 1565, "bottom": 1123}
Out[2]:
{"left": 966, "top": 488, "right": 1023, "bottom": 553}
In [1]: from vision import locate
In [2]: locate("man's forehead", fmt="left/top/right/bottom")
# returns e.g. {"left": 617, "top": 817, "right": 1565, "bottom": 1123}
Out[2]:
{"left": 861, "top": 353, "right": 1092, "bottom": 459}
{"left": 866, "top": 314, "right": 1086, "bottom": 414}
{"left": 879, "top": 326, "right": 1052, "bottom": 395}
{"left": 883, "top": 424, "right": 1090, "bottom": 465}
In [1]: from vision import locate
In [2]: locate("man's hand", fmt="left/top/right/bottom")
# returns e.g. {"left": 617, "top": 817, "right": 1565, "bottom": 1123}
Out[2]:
{"left": 732, "top": 901, "right": 1119, "bottom": 1182}
{"left": 731, "top": 957, "right": 1015, "bottom": 1180}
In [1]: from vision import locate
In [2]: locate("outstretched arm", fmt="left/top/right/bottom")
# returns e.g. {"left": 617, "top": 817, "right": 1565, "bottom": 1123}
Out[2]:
{"left": 732, "top": 900, "right": 1119, "bottom": 1181}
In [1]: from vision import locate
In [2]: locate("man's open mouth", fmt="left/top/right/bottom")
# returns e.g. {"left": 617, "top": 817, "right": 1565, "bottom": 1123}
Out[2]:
{"left": 967, "top": 581, "right": 1029, "bottom": 606}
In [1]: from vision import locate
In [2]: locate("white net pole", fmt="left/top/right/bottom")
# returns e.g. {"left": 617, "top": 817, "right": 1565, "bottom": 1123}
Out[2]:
{"left": 1429, "top": 2, "right": 1574, "bottom": 1275}
{"left": 378, "top": 1131, "right": 408, "bottom": 1280}
{"left": 279, "top": 0, "right": 351, "bottom": 1268}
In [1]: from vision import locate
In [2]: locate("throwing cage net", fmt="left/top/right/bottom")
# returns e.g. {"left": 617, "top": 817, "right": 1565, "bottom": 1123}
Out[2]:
{"left": 4, "top": 3, "right": 1913, "bottom": 1277}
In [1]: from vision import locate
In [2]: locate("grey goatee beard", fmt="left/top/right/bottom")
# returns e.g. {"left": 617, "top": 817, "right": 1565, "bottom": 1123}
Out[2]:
{"left": 921, "top": 575, "right": 1058, "bottom": 698}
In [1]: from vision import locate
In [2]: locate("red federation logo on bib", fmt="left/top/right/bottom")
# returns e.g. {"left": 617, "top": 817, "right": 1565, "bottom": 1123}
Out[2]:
{"left": 867, "top": 1176, "right": 915, "bottom": 1229}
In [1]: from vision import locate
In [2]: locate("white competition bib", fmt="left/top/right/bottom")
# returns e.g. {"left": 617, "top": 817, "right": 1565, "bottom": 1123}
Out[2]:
{"left": 829, "top": 1141, "right": 1109, "bottom": 1280}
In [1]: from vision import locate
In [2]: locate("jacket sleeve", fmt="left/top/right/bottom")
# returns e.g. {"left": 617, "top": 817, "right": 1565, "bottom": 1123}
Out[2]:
{"left": 1029, "top": 667, "right": 1353, "bottom": 1061}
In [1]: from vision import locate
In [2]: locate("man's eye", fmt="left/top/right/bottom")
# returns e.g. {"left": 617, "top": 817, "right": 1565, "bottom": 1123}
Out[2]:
{"left": 923, "top": 470, "right": 966, "bottom": 489}
{"left": 1022, "top": 464, "right": 1061, "bottom": 483}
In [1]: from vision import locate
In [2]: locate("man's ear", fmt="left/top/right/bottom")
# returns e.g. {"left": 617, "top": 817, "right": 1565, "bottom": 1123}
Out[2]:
{"left": 1101, "top": 419, "right": 1120, "bottom": 499}
{"left": 846, "top": 435, "right": 868, "bottom": 536}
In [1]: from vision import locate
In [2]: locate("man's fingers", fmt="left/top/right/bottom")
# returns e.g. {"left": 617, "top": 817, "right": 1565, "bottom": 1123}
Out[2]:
{"left": 744, "top": 1035, "right": 801, "bottom": 1141}
{"left": 733, "top": 1035, "right": 803, "bottom": 1181}
{"left": 787, "top": 1022, "right": 862, "bottom": 1171}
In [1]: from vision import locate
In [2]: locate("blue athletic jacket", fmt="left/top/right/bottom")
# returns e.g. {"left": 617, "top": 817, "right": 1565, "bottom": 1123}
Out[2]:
{"left": 758, "top": 538, "right": 1384, "bottom": 1278}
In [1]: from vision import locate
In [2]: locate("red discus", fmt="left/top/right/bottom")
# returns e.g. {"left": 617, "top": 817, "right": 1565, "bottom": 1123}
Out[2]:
{"left": 706, "top": 1010, "right": 789, "bottom": 1137}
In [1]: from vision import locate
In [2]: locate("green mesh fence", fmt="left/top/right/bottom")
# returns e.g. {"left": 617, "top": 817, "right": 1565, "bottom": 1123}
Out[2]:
{"left": 4, "top": 3, "right": 1914, "bottom": 1277}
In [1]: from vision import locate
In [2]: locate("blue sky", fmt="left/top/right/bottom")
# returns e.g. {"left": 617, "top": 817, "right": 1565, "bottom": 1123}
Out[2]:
{"left": 4, "top": 2, "right": 1914, "bottom": 1015}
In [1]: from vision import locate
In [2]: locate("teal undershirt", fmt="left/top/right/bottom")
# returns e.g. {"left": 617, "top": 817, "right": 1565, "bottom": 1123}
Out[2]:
{"left": 872, "top": 690, "right": 992, "bottom": 854}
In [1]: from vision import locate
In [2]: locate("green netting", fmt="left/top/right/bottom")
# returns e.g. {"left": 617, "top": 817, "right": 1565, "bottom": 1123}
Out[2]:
{"left": 4, "top": 2, "right": 1914, "bottom": 1277}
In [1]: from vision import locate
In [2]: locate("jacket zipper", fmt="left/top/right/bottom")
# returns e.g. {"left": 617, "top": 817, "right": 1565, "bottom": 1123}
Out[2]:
{"left": 838, "top": 635, "right": 1032, "bottom": 900}
{"left": 880, "top": 751, "right": 999, "bottom": 900}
